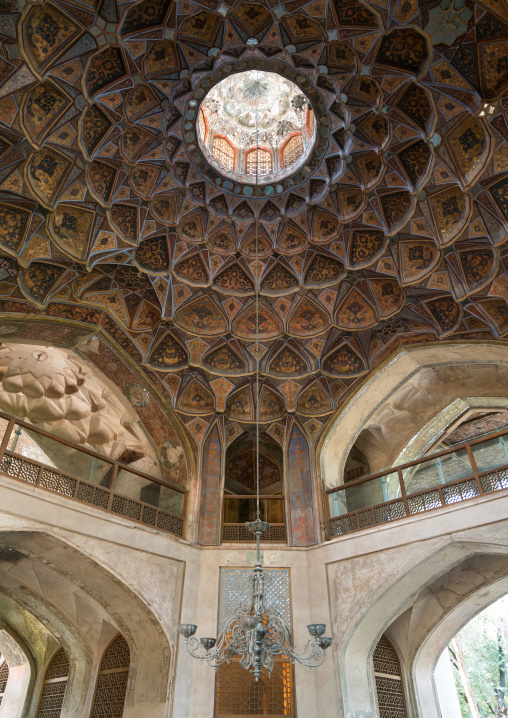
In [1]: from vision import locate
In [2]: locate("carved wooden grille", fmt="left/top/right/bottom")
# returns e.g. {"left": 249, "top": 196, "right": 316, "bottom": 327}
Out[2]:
{"left": 222, "top": 524, "right": 286, "bottom": 543}
{"left": 0, "top": 449, "right": 184, "bottom": 537}
{"left": 36, "top": 647, "right": 69, "bottom": 718}
{"left": 213, "top": 137, "right": 235, "bottom": 170}
{"left": 373, "top": 634, "right": 407, "bottom": 718}
{"left": 0, "top": 659, "right": 8, "bottom": 705}
{"left": 91, "top": 635, "right": 130, "bottom": 718}
{"left": 246, "top": 148, "right": 273, "bottom": 176}
{"left": 282, "top": 135, "right": 303, "bottom": 168}
{"left": 216, "top": 659, "right": 293, "bottom": 716}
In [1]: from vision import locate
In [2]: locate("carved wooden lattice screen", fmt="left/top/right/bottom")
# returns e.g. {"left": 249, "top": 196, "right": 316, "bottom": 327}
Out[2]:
{"left": 282, "top": 136, "right": 303, "bottom": 169}
{"left": 216, "top": 659, "right": 292, "bottom": 716}
{"left": 213, "top": 137, "right": 235, "bottom": 170}
{"left": 373, "top": 634, "right": 407, "bottom": 718}
{"left": 215, "top": 568, "right": 294, "bottom": 717}
{"left": 0, "top": 658, "right": 8, "bottom": 705}
{"left": 90, "top": 635, "right": 130, "bottom": 718}
{"left": 246, "top": 149, "right": 273, "bottom": 176}
{"left": 36, "top": 647, "right": 69, "bottom": 718}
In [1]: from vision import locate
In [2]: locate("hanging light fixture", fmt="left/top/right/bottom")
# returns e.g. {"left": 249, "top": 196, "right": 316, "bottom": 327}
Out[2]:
{"left": 179, "top": 72, "right": 332, "bottom": 681}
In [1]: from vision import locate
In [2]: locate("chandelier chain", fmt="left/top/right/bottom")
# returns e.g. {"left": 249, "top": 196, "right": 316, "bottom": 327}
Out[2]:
{"left": 255, "top": 79, "right": 260, "bottom": 522}
{"left": 179, "top": 73, "right": 332, "bottom": 680}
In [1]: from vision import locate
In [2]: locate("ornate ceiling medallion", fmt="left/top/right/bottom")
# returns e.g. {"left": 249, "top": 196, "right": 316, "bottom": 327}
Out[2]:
{"left": 196, "top": 70, "right": 316, "bottom": 185}
{"left": 182, "top": 59, "right": 329, "bottom": 199}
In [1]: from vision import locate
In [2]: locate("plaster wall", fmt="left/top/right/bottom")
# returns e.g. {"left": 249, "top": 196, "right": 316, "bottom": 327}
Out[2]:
{"left": 1, "top": 473, "right": 508, "bottom": 717}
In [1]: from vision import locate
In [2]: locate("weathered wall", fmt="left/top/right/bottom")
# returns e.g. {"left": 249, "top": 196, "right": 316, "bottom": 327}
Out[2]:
{"left": 1, "top": 469, "right": 508, "bottom": 717}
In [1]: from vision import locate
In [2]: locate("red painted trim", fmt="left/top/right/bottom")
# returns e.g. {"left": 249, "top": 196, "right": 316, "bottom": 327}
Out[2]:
{"left": 244, "top": 145, "right": 273, "bottom": 173}
{"left": 279, "top": 132, "right": 303, "bottom": 169}
{"left": 212, "top": 134, "right": 237, "bottom": 171}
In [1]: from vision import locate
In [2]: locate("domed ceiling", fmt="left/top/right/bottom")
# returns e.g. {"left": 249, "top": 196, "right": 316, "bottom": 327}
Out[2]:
{"left": 0, "top": 0, "right": 507, "bottom": 452}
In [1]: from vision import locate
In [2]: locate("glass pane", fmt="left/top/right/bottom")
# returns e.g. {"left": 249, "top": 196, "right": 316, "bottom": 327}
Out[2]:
{"left": 403, "top": 448, "right": 472, "bottom": 495}
{"left": 328, "top": 473, "right": 398, "bottom": 516}
{"left": 0, "top": 417, "right": 9, "bottom": 445}
{"left": 7, "top": 425, "right": 113, "bottom": 486}
{"left": 471, "top": 436, "right": 508, "bottom": 473}
{"left": 115, "top": 468, "right": 184, "bottom": 515}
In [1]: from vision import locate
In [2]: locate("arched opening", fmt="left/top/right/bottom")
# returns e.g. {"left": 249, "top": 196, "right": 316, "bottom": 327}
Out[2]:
{"left": 90, "top": 634, "right": 130, "bottom": 718}
{"left": 344, "top": 443, "right": 370, "bottom": 482}
{"left": 446, "top": 595, "right": 508, "bottom": 718}
{"left": 0, "top": 658, "right": 7, "bottom": 705}
{"left": 322, "top": 345, "right": 508, "bottom": 537}
{"left": 0, "top": 625, "right": 33, "bottom": 718}
{"left": 245, "top": 147, "right": 273, "bottom": 176}
{"left": 373, "top": 634, "right": 407, "bottom": 718}
{"left": 36, "top": 648, "right": 69, "bottom": 718}
{"left": 212, "top": 136, "right": 236, "bottom": 171}
{"left": 222, "top": 427, "right": 286, "bottom": 542}
{"left": 281, "top": 134, "right": 304, "bottom": 169}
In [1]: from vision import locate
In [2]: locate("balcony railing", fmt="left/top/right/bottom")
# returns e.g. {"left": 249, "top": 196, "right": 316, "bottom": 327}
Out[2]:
{"left": 222, "top": 496, "right": 286, "bottom": 543}
{"left": 0, "top": 411, "right": 186, "bottom": 537}
{"left": 325, "top": 428, "right": 508, "bottom": 538}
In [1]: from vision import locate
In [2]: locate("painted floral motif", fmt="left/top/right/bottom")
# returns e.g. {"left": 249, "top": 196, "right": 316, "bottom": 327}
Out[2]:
{"left": 135, "top": 236, "right": 170, "bottom": 273}
{"left": 214, "top": 264, "right": 254, "bottom": 294}
{"left": 149, "top": 333, "right": 188, "bottom": 369}
{"left": 323, "top": 343, "right": 365, "bottom": 375}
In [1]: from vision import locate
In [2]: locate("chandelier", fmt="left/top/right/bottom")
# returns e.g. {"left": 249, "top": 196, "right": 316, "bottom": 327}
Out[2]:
{"left": 179, "top": 519, "right": 332, "bottom": 680}
{"left": 179, "top": 69, "right": 332, "bottom": 681}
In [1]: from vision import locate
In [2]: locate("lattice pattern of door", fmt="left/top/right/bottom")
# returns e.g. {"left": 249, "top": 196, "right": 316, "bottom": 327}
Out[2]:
{"left": 282, "top": 135, "right": 304, "bottom": 169}
{"left": 0, "top": 658, "right": 8, "bottom": 706}
{"left": 373, "top": 634, "right": 407, "bottom": 718}
{"left": 213, "top": 137, "right": 236, "bottom": 170}
{"left": 36, "top": 647, "right": 70, "bottom": 718}
{"left": 216, "top": 659, "right": 293, "bottom": 716}
{"left": 91, "top": 634, "right": 130, "bottom": 718}
{"left": 246, "top": 148, "right": 273, "bottom": 176}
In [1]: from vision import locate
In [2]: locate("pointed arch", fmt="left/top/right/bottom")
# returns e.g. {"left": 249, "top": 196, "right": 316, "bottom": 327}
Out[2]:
{"left": 36, "top": 648, "right": 69, "bottom": 718}
{"left": 198, "top": 424, "right": 223, "bottom": 545}
{"left": 90, "top": 634, "right": 130, "bottom": 718}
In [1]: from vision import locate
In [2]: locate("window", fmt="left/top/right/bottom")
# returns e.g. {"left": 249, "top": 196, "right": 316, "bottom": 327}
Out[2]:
{"left": 216, "top": 658, "right": 293, "bottom": 716}
{"left": 0, "top": 658, "right": 8, "bottom": 705}
{"left": 373, "top": 634, "right": 407, "bottom": 718}
{"left": 212, "top": 137, "right": 236, "bottom": 171}
{"left": 246, "top": 148, "right": 273, "bottom": 176}
{"left": 90, "top": 635, "right": 130, "bottom": 718}
{"left": 36, "top": 648, "right": 69, "bottom": 718}
{"left": 282, "top": 135, "right": 304, "bottom": 169}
